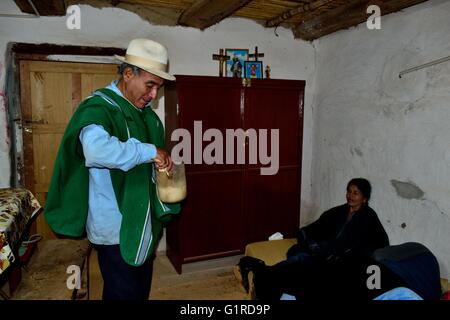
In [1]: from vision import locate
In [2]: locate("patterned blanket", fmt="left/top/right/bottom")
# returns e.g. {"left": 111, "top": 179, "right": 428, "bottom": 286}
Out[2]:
{"left": 0, "top": 188, "right": 41, "bottom": 274}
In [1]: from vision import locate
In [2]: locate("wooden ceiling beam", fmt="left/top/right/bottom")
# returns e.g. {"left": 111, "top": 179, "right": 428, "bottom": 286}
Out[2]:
{"left": 293, "top": 0, "right": 367, "bottom": 39}
{"left": 14, "top": 0, "right": 66, "bottom": 16}
{"left": 293, "top": 0, "right": 428, "bottom": 41}
{"left": 265, "top": 0, "right": 335, "bottom": 27}
{"left": 287, "top": 0, "right": 349, "bottom": 24}
{"left": 178, "top": 0, "right": 253, "bottom": 30}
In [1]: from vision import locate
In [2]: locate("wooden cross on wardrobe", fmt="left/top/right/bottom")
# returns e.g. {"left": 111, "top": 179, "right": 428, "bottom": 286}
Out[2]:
{"left": 249, "top": 46, "right": 264, "bottom": 61}
{"left": 212, "top": 49, "right": 230, "bottom": 77}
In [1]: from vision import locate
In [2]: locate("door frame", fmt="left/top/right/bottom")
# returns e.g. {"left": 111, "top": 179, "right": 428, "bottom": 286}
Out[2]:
{"left": 6, "top": 43, "right": 125, "bottom": 189}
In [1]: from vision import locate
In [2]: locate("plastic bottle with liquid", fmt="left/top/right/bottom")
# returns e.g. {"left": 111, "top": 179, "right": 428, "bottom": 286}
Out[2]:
{"left": 155, "top": 163, "right": 187, "bottom": 203}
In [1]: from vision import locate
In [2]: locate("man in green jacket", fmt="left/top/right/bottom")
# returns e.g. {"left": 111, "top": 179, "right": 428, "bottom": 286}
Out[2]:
{"left": 45, "top": 38, "right": 180, "bottom": 300}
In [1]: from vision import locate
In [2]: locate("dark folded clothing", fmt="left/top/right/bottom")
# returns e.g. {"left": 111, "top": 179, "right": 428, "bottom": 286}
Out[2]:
{"left": 372, "top": 242, "right": 442, "bottom": 300}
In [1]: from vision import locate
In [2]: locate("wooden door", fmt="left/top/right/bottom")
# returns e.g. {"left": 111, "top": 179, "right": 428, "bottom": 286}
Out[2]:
{"left": 165, "top": 76, "right": 246, "bottom": 272}
{"left": 243, "top": 79, "right": 305, "bottom": 243}
{"left": 19, "top": 60, "right": 118, "bottom": 239}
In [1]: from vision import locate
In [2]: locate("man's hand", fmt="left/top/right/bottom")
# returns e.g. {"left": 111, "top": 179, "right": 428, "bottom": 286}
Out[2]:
{"left": 154, "top": 147, "right": 173, "bottom": 172}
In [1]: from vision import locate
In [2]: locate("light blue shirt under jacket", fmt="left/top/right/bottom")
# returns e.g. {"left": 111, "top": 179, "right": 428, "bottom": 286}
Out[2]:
{"left": 79, "top": 81, "right": 157, "bottom": 245}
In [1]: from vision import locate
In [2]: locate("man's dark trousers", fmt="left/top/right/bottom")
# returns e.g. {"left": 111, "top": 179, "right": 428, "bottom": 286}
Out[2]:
{"left": 95, "top": 244, "right": 154, "bottom": 300}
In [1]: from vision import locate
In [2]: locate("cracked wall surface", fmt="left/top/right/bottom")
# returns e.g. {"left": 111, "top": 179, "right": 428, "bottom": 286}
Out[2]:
{"left": 390, "top": 180, "right": 425, "bottom": 200}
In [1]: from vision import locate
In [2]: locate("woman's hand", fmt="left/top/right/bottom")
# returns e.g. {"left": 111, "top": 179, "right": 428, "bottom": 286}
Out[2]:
{"left": 154, "top": 147, "right": 173, "bottom": 172}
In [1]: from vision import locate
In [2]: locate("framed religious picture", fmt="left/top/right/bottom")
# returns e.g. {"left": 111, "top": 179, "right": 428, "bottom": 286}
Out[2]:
{"left": 225, "top": 49, "right": 248, "bottom": 78}
{"left": 244, "top": 61, "right": 263, "bottom": 79}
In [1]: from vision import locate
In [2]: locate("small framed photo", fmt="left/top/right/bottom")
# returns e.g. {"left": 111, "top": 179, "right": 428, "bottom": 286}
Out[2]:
{"left": 225, "top": 49, "right": 248, "bottom": 78}
{"left": 244, "top": 61, "right": 263, "bottom": 79}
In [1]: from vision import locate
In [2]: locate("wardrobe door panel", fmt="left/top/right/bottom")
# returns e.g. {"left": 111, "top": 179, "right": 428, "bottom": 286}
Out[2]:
{"left": 174, "top": 76, "right": 243, "bottom": 172}
{"left": 179, "top": 170, "right": 244, "bottom": 259}
{"left": 243, "top": 166, "right": 300, "bottom": 244}
{"left": 244, "top": 79, "right": 304, "bottom": 168}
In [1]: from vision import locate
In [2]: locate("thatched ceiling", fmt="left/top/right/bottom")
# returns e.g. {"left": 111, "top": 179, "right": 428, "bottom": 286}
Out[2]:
{"left": 14, "top": 0, "right": 428, "bottom": 41}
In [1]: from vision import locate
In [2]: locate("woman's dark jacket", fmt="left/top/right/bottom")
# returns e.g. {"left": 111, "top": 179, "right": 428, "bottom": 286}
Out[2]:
{"left": 295, "top": 203, "right": 389, "bottom": 260}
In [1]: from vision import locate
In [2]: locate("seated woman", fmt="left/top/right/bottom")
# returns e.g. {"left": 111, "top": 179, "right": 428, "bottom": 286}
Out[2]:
{"left": 237, "top": 178, "right": 403, "bottom": 300}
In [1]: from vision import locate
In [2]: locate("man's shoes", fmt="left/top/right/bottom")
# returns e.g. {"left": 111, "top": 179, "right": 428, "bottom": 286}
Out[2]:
{"left": 236, "top": 256, "right": 266, "bottom": 293}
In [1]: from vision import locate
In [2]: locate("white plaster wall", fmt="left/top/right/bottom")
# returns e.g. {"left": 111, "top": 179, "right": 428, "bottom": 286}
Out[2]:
{"left": 310, "top": 0, "right": 450, "bottom": 279}
{"left": 0, "top": 4, "right": 316, "bottom": 251}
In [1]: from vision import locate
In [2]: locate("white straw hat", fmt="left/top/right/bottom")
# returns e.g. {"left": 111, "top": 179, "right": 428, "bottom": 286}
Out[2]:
{"left": 115, "top": 38, "right": 175, "bottom": 81}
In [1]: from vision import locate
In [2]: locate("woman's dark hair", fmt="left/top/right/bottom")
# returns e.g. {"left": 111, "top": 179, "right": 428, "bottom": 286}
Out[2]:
{"left": 347, "top": 178, "right": 371, "bottom": 202}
